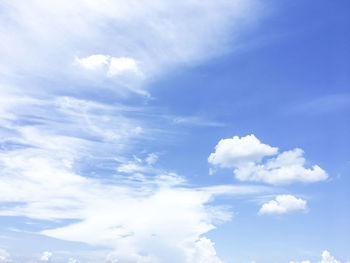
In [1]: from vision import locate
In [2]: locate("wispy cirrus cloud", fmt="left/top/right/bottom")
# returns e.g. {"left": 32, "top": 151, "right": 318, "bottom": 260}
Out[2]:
{"left": 0, "top": 0, "right": 261, "bottom": 95}
{"left": 0, "top": 142, "right": 266, "bottom": 262}
{"left": 0, "top": 0, "right": 268, "bottom": 262}
{"left": 288, "top": 94, "right": 350, "bottom": 115}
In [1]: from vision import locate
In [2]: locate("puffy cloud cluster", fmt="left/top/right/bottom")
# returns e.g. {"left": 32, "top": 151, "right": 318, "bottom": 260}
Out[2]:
{"left": 259, "top": 195, "right": 307, "bottom": 215}
{"left": 208, "top": 135, "right": 278, "bottom": 168}
{"left": 191, "top": 237, "right": 224, "bottom": 263}
{"left": 209, "top": 135, "right": 327, "bottom": 185}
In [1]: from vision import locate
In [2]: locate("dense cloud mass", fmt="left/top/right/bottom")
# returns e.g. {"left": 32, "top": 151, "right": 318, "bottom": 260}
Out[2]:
{"left": 1, "top": 143, "right": 265, "bottom": 262}
{"left": 259, "top": 195, "right": 308, "bottom": 215}
{"left": 209, "top": 135, "right": 328, "bottom": 184}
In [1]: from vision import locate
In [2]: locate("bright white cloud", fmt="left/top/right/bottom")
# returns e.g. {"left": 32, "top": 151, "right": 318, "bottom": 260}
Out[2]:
{"left": 0, "top": 0, "right": 259, "bottom": 95}
{"left": 235, "top": 148, "right": 327, "bottom": 185}
{"left": 0, "top": 124, "right": 265, "bottom": 263}
{"left": 258, "top": 195, "right": 308, "bottom": 215}
{"left": 75, "top": 54, "right": 110, "bottom": 70}
{"left": 290, "top": 261, "right": 311, "bottom": 263}
{"left": 40, "top": 251, "right": 53, "bottom": 261}
{"left": 108, "top": 57, "right": 140, "bottom": 76}
{"left": 0, "top": 249, "right": 11, "bottom": 263}
{"left": 75, "top": 55, "right": 141, "bottom": 78}
{"left": 191, "top": 237, "right": 224, "bottom": 263}
{"left": 209, "top": 135, "right": 327, "bottom": 185}
{"left": 208, "top": 135, "right": 278, "bottom": 168}
{"left": 68, "top": 258, "right": 77, "bottom": 263}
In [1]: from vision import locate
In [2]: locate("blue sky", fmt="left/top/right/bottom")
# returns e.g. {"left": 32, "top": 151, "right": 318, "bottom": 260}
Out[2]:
{"left": 0, "top": 0, "right": 349, "bottom": 263}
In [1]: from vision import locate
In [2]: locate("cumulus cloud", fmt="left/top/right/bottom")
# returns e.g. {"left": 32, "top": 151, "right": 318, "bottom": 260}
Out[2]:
{"left": 258, "top": 195, "right": 308, "bottom": 215}
{"left": 235, "top": 148, "right": 327, "bottom": 185}
{"left": 290, "top": 261, "right": 311, "bottom": 263}
{"left": 68, "top": 258, "right": 77, "bottom": 263}
{"left": 209, "top": 135, "right": 327, "bottom": 185}
{"left": 40, "top": 251, "right": 53, "bottom": 261}
{"left": 191, "top": 237, "right": 224, "bottom": 263}
{"left": 0, "top": 249, "right": 11, "bottom": 262}
{"left": 318, "top": 251, "right": 340, "bottom": 263}
{"left": 208, "top": 135, "right": 278, "bottom": 167}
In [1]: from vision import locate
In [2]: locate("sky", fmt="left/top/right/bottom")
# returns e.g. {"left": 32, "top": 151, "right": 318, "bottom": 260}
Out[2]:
{"left": 0, "top": 0, "right": 349, "bottom": 263}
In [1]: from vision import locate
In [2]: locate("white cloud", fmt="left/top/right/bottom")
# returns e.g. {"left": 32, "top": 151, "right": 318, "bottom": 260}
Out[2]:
{"left": 75, "top": 55, "right": 141, "bottom": 78}
{"left": 40, "top": 251, "right": 53, "bottom": 261}
{"left": 75, "top": 54, "right": 110, "bottom": 70}
{"left": 0, "top": 0, "right": 260, "bottom": 95}
{"left": 108, "top": 57, "right": 140, "bottom": 76}
{"left": 145, "top": 153, "right": 159, "bottom": 165}
{"left": 68, "top": 258, "right": 77, "bottom": 263}
{"left": 235, "top": 148, "right": 327, "bottom": 185}
{"left": 208, "top": 135, "right": 278, "bottom": 168}
{"left": 290, "top": 251, "right": 341, "bottom": 263}
{"left": 0, "top": 249, "right": 11, "bottom": 262}
{"left": 191, "top": 237, "right": 224, "bottom": 263}
{"left": 116, "top": 162, "right": 143, "bottom": 173}
{"left": 116, "top": 153, "right": 160, "bottom": 174}
{"left": 318, "top": 251, "right": 340, "bottom": 263}
{"left": 258, "top": 195, "right": 308, "bottom": 215}
{"left": 0, "top": 127, "right": 265, "bottom": 263}
{"left": 209, "top": 135, "right": 327, "bottom": 185}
